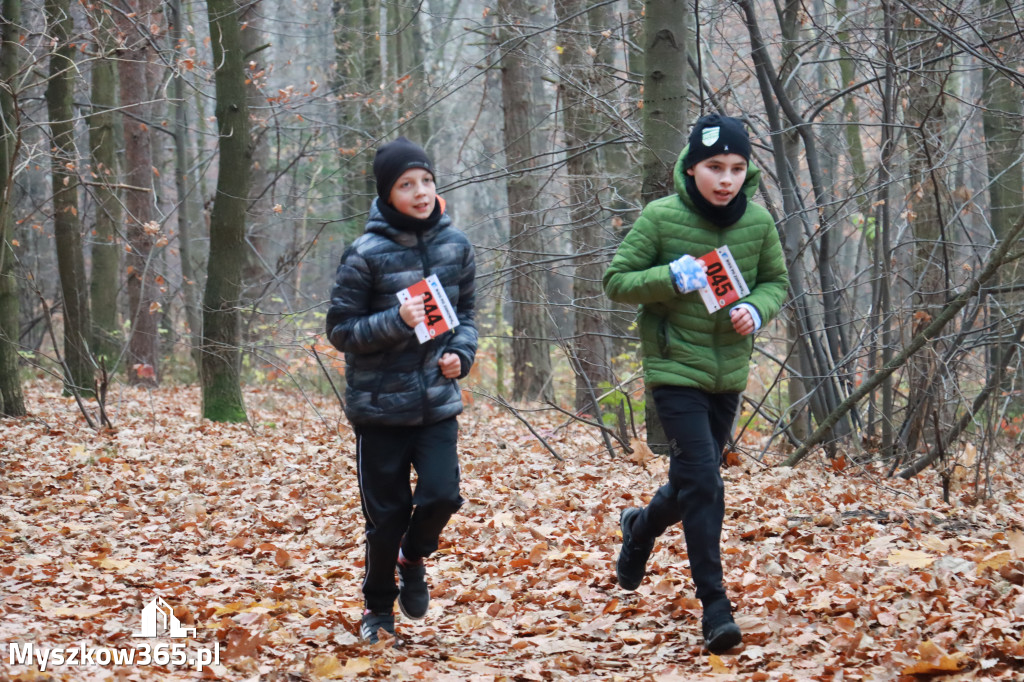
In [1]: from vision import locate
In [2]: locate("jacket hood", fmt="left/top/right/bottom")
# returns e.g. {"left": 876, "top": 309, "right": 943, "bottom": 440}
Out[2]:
{"left": 673, "top": 143, "right": 761, "bottom": 208}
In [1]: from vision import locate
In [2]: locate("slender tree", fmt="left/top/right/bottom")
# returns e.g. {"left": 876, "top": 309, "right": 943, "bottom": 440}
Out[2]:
{"left": 899, "top": 1, "right": 954, "bottom": 454}
{"left": 640, "top": 0, "right": 690, "bottom": 204}
{"left": 980, "top": 0, "right": 1024, "bottom": 385}
{"left": 168, "top": 0, "right": 203, "bottom": 369}
{"left": 201, "top": 0, "right": 252, "bottom": 422}
{"left": 555, "top": 0, "right": 612, "bottom": 412}
{"left": 498, "top": 0, "right": 554, "bottom": 402}
{"left": 86, "top": 4, "right": 121, "bottom": 366}
{"left": 636, "top": 0, "right": 692, "bottom": 450}
{"left": 332, "top": 0, "right": 379, "bottom": 225}
{"left": 0, "top": 0, "right": 26, "bottom": 415}
{"left": 46, "top": 0, "right": 94, "bottom": 396}
{"left": 240, "top": 0, "right": 273, "bottom": 305}
{"left": 388, "top": 0, "right": 430, "bottom": 144}
{"left": 738, "top": 0, "right": 854, "bottom": 448}
{"left": 114, "top": 0, "right": 161, "bottom": 385}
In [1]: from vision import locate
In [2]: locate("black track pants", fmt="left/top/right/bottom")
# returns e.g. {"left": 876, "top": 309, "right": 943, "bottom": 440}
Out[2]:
{"left": 355, "top": 417, "right": 464, "bottom": 613}
{"left": 630, "top": 386, "right": 740, "bottom": 606}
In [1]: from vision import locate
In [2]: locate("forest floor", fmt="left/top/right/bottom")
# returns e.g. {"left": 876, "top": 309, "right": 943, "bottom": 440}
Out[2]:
{"left": 2, "top": 381, "right": 1023, "bottom": 681}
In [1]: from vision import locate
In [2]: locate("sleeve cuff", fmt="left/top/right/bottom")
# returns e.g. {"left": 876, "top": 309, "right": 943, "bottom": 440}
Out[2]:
{"left": 450, "top": 349, "right": 472, "bottom": 378}
{"left": 731, "top": 303, "right": 762, "bottom": 331}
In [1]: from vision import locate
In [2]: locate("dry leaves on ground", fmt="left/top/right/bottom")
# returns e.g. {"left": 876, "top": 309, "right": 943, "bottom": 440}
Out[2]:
{"left": 2, "top": 381, "right": 1024, "bottom": 681}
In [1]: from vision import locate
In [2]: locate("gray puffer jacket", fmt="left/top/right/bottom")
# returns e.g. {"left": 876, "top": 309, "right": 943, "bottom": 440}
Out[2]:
{"left": 326, "top": 199, "right": 477, "bottom": 427}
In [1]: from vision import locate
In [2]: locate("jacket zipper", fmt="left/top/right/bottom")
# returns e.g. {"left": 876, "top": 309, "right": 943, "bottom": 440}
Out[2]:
{"left": 417, "top": 232, "right": 432, "bottom": 423}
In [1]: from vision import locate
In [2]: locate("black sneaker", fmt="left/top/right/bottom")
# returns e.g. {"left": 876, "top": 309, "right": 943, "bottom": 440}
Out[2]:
{"left": 702, "top": 600, "right": 742, "bottom": 654}
{"left": 360, "top": 610, "right": 396, "bottom": 644}
{"left": 617, "top": 507, "right": 654, "bottom": 591}
{"left": 397, "top": 556, "right": 429, "bottom": 619}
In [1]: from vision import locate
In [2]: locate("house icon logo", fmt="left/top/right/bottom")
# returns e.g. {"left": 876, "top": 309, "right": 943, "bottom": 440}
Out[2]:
{"left": 132, "top": 596, "right": 196, "bottom": 638}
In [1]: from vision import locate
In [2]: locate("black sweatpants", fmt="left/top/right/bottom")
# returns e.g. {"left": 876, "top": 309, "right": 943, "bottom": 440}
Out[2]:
{"left": 355, "top": 417, "right": 464, "bottom": 613}
{"left": 630, "top": 386, "right": 740, "bottom": 607}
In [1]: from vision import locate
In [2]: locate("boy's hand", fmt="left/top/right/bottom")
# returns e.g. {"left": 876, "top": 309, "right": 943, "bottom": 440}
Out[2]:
{"left": 669, "top": 254, "right": 709, "bottom": 293}
{"left": 438, "top": 352, "right": 462, "bottom": 379}
{"left": 730, "top": 306, "right": 755, "bottom": 336}
{"left": 400, "top": 294, "right": 425, "bottom": 328}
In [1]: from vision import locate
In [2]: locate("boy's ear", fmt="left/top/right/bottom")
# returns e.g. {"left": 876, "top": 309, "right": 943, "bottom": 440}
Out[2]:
{"left": 686, "top": 167, "right": 695, "bottom": 176}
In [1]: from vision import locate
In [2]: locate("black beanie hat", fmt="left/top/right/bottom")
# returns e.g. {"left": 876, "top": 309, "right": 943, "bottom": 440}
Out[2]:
{"left": 682, "top": 114, "right": 751, "bottom": 170}
{"left": 373, "top": 136, "right": 435, "bottom": 203}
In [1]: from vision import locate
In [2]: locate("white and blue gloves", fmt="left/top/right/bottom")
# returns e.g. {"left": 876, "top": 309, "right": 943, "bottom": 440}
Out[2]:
{"left": 669, "top": 254, "right": 708, "bottom": 293}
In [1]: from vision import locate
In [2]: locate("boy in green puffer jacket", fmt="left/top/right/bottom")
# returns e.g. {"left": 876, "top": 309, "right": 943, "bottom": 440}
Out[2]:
{"left": 603, "top": 114, "right": 789, "bottom": 654}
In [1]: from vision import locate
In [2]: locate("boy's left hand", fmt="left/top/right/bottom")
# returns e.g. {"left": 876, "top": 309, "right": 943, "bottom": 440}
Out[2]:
{"left": 439, "top": 352, "right": 462, "bottom": 379}
{"left": 730, "top": 307, "right": 755, "bottom": 336}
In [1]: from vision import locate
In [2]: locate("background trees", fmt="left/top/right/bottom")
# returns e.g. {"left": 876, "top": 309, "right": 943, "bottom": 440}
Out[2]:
{"left": 46, "top": 0, "right": 94, "bottom": 396}
{"left": 0, "top": 0, "right": 25, "bottom": 416}
{"left": 0, "top": 0, "right": 1020, "bottom": 487}
{"left": 201, "top": 0, "right": 251, "bottom": 422}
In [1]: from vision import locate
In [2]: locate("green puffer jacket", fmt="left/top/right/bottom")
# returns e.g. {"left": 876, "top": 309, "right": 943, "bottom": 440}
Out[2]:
{"left": 603, "top": 146, "right": 789, "bottom": 393}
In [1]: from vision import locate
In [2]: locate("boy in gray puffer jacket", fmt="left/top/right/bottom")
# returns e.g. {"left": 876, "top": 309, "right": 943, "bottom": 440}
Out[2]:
{"left": 326, "top": 137, "right": 477, "bottom": 644}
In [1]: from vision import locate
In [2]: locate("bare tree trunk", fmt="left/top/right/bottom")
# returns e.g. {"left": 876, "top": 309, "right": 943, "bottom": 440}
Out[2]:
{"left": 0, "top": 0, "right": 26, "bottom": 415}
{"left": 46, "top": 0, "right": 94, "bottom": 396}
{"left": 899, "top": 1, "right": 953, "bottom": 454}
{"left": 167, "top": 0, "right": 202, "bottom": 370}
{"left": 240, "top": 0, "right": 273, "bottom": 306}
{"left": 333, "top": 0, "right": 379, "bottom": 224}
{"left": 498, "top": 0, "right": 553, "bottom": 402}
{"left": 876, "top": 1, "right": 898, "bottom": 458}
{"left": 980, "top": 0, "right": 1024, "bottom": 392}
{"left": 202, "top": 0, "right": 252, "bottom": 422}
{"left": 114, "top": 0, "right": 161, "bottom": 386}
{"left": 634, "top": 0, "right": 692, "bottom": 451}
{"left": 836, "top": 0, "right": 871, "bottom": 219}
{"left": 739, "top": 0, "right": 854, "bottom": 448}
{"left": 640, "top": 0, "right": 689, "bottom": 204}
{"left": 555, "top": 0, "right": 612, "bottom": 413}
{"left": 388, "top": 0, "right": 430, "bottom": 144}
{"left": 86, "top": 5, "right": 121, "bottom": 367}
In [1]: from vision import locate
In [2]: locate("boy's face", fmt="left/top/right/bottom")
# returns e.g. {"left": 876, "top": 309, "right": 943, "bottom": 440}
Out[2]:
{"left": 388, "top": 167, "right": 436, "bottom": 219}
{"left": 686, "top": 153, "right": 748, "bottom": 207}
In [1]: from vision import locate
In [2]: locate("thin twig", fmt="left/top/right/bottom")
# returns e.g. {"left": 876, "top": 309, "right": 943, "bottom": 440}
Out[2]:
{"left": 488, "top": 393, "right": 563, "bottom": 462}
{"left": 543, "top": 400, "right": 633, "bottom": 454}
{"left": 310, "top": 345, "right": 345, "bottom": 411}
{"left": 37, "top": 294, "right": 97, "bottom": 430}
{"left": 95, "top": 358, "right": 113, "bottom": 429}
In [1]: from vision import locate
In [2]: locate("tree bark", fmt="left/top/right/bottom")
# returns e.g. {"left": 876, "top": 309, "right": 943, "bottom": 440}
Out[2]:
{"left": 640, "top": 0, "right": 689, "bottom": 205}
{"left": 0, "top": 0, "right": 26, "bottom": 416}
{"left": 240, "top": 0, "right": 273, "bottom": 306}
{"left": 167, "top": 0, "right": 203, "bottom": 370}
{"left": 86, "top": 5, "right": 121, "bottom": 366}
{"left": 202, "top": 0, "right": 252, "bottom": 422}
{"left": 899, "top": 1, "right": 954, "bottom": 454}
{"left": 114, "top": 0, "right": 161, "bottom": 386}
{"left": 635, "top": 0, "right": 692, "bottom": 450}
{"left": 333, "top": 0, "right": 379, "bottom": 224}
{"left": 498, "top": 0, "right": 553, "bottom": 402}
{"left": 46, "top": 0, "right": 94, "bottom": 396}
{"left": 555, "top": 0, "right": 612, "bottom": 413}
{"left": 980, "top": 0, "right": 1024, "bottom": 391}
{"left": 388, "top": 0, "right": 430, "bottom": 144}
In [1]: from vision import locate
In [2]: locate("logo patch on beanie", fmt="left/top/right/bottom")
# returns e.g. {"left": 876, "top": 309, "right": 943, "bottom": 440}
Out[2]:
{"left": 701, "top": 126, "right": 720, "bottom": 146}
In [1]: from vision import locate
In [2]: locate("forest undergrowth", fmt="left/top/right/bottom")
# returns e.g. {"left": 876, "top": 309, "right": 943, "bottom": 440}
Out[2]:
{"left": 2, "top": 381, "right": 1023, "bottom": 681}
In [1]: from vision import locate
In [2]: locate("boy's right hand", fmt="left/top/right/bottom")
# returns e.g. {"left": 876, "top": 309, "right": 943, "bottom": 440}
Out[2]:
{"left": 400, "top": 294, "right": 425, "bottom": 328}
{"left": 669, "top": 254, "right": 709, "bottom": 293}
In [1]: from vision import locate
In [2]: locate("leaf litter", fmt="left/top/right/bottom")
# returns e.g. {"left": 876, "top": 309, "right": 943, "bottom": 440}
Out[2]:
{"left": 1, "top": 381, "right": 1023, "bottom": 680}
